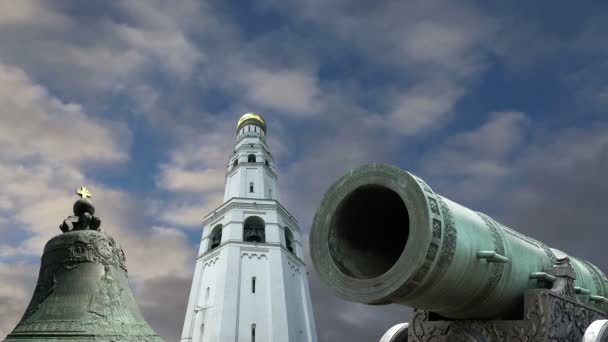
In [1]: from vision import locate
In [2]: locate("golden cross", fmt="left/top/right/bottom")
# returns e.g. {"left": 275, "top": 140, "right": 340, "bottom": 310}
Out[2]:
{"left": 76, "top": 186, "right": 92, "bottom": 199}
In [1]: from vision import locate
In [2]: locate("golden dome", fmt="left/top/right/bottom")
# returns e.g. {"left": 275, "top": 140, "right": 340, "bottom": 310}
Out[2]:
{"left": 237, "top": 112, "right": 266, "bottom": 133}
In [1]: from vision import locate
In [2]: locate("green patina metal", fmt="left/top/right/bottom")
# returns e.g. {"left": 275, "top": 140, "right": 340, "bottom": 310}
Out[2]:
{"left": 4, "top": 188, "right": 163, "bottom": 341}
{"left": 310, "top": 164, "right": 608, "bottom": 320}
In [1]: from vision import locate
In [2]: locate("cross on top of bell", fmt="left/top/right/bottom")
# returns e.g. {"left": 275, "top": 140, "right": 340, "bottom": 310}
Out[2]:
{"left": 76, "top": 186, "right": 92, "bottom": 200}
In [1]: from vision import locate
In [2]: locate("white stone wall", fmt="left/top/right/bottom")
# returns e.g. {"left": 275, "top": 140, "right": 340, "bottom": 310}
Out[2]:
{"left": 181, "top": 202, "right": 318, "bottom": 342}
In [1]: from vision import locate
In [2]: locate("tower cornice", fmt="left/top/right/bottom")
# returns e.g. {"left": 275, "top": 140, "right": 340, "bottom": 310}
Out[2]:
{"left": 234, "top": 140, "right": 272, "bottom": 157}
{"left": 225, "top": 161, "right": 278, "bottom": 179}
{"left": 237, "top": 131, "right": 268, "bottom": 144}
{"left": 202, "top": 197, "right": 299, "bottom": 229}
{"left": 197, "top": 241, "right": 307, "bottom": 267}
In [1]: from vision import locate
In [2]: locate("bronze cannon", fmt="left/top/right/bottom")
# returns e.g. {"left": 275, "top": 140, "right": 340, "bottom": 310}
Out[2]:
{"left": 310, "top": 164, "right": 608, "bottom": 341}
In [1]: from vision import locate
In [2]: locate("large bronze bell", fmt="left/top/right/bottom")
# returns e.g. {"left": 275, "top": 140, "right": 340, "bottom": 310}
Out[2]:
{"left": 4, "top": 187, "right": 163, "bottom": 341}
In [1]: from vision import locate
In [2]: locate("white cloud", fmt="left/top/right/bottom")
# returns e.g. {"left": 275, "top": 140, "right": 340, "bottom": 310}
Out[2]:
{"left": 260, "top": 0, "right": 497, "bottom": 136}
{"left": 0, "top": 0, "right": 68, "bottom": 28}
{"left": 305, "top": 0, "right": 494, "bottom": 75}
{"left": 152, "top": 118, "right": 235, "bottom": 228}
{"left": 154, "top": 136, "right": 229, "bottom": 195}
{"left": 372, "top": 79, "right": 465, "bottom": 136}
{"left": 0, "top": 63, "right": 130, "bottom": 255}
{"left": 0, "top": 64, "right": 130, "bottom": 164}
{"left": 117, "top": 226, "right": 194, "bottom": 281}
{"left": 400, "top": 19, "right": 484, "bottom": 69}
{"left": 157, "top": 167, "right": 226, "bottom": 193}
{"left": 452, "top": 111, "right": 528, "bottom": 159}
{"left": 154, "top": 193, "right": 224, "bottom": 228}
{"left": 111, "top": 22, "right": 204, "bottom": 79}
{"left": 240, "top": 69, "right": 321, "bottom": 115}
{"left": 0, "top": 1, "right": 204, "bottom": 101}
{"left": 417, "top": 111, "right": 528, "bottom": 201}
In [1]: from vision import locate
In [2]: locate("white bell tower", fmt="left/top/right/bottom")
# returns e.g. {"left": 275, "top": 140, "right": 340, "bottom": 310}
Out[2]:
{"left": 181, "top": 113, "right": 318, "bottom": 342}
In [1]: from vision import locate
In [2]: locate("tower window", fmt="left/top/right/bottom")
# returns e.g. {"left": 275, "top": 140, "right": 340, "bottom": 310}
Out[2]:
{"left": 249, "top": 182, "right": 254, "bottom": 193}
{"left": 252, "top": 277, "right": 256, "bottom": 293}
{"left": 205, "top": 287, "right": 210, "bottom": 301}
{"left": 248, "top": 154, "right": 256, "bottom": 163}
{"left": 243, "top": 216, "right": 265, "bottom": 243}
{"left": 210, "top": 224, "right": 222, "bottom": 250}
{"left": 233, "top": 159, "right": 238, "bottom": 167}
{"left": 251, "top": 324, "right": 256, "bottom": 342}
{"left": 265, "top": 159, "right": 269, "bottom": 166}
{"left": 285, "top": 228, "right": 295, "bottom": 254}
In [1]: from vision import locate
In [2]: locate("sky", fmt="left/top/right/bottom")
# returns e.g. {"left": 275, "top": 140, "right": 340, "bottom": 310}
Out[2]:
{"left": 0, "top": 0, "right": 607, "bottom": 341}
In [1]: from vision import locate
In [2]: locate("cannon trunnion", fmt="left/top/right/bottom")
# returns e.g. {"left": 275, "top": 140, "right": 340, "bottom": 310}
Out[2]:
{"left": 310, "top": 164, "right": 608, "bottom": 341}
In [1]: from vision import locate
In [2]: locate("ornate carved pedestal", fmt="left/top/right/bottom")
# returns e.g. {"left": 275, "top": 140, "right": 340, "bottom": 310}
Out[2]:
{"left": 409, "top": 290, "right": 604, "bottom": 342}
{"left": 407, "top": 263, "right": 606, "bottom": 342}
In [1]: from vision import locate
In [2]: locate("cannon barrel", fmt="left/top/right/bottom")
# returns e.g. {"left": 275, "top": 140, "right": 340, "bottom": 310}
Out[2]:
{"left": 310, "top": 164, "right": 608, "bottom": 319}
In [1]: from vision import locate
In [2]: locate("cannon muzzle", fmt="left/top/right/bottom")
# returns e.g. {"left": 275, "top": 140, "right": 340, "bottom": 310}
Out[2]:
{"left": 310, "top": 164, "right": 608, "bottom": 319}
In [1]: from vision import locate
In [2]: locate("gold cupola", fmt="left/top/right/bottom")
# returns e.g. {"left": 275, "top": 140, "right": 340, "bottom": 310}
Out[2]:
{"left": 237, "top": 112, "right": 266, "bottom": 134}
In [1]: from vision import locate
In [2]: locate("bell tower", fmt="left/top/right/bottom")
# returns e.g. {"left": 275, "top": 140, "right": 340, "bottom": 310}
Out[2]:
{"left": 181, "top": 113, "right": 318, "bottom": 342}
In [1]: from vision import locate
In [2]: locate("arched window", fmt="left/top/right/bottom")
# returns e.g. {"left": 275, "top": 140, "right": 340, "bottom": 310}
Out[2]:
{"left": 243, "top": 216, "right": 265, "bottom": 243}
{"left": 210, "top": 224, "right": 222, "bottom": 250}
{"left": 249, "top": 182, "right": 254, "bottom": 193}
{"left": 285, "top": 228, "right": 294, "bottom": 254}
{"left": 252, "top": 276, "right": 256, "bottom": 293}
{"left": 248, "top": 154, "right": 256, "bottom": 163}
{"left": 233, "top": 159, "right": 238, "bottom": 167}
{"left": 265, "top": 159, "right": 269, "bottom": 166}
{"left": 251, "top": 324, "right": 256, "bottom": 342}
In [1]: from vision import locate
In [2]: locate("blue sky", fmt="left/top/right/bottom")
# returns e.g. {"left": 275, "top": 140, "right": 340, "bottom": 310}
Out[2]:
{"left": 0, "top": 1, "right": 607, "bottom": 341}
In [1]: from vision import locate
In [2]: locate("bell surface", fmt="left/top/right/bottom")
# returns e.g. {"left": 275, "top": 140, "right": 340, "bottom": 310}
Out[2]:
{"left": 4, "top": 230, "right": 163, "bottom": 341}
